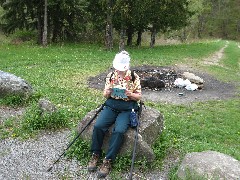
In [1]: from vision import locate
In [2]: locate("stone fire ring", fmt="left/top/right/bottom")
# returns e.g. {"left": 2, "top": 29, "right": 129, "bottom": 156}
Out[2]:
{"left": 88, "top": 65, "right": 237, "bottom": 105}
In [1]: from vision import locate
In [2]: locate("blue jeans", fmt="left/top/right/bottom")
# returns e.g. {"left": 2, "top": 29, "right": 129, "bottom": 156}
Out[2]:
{"left": 91, "top": 98, "right": 138, "bottom": 160}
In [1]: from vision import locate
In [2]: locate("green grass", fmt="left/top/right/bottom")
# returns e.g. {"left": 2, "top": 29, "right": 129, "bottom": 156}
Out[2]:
{"left": 152, "top": 99, "right": 240, "bottom": 160}
{"left": 0, "top": 39, "right": 239, "bottom": 178}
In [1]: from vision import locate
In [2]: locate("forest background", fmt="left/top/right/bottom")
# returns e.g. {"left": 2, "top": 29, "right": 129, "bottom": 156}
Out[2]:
{"left": 0, "top": 0, "right": 240, "bottom": 48}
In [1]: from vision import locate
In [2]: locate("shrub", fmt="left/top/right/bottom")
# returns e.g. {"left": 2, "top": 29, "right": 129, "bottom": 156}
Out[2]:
{"left": 20, "top": 102, "right": 70, "bottom": 134}
{"left": 11, "top": 30, "right": 37, "bottom": 42}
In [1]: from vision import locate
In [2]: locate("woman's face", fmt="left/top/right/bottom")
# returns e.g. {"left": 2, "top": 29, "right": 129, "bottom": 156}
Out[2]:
{"left": 116, "top": 70, "right": 127, "bottom": 74}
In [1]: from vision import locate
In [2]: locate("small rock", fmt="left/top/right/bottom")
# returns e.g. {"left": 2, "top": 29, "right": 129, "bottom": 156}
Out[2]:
{"left": 38, "top": 98, "right": 57, "bottom": 115}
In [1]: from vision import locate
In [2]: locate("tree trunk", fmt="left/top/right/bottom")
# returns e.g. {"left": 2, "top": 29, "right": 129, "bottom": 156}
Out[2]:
{"left": 52, "top": 4, "right": 61, "bottom": 43}
{"left": 238, "top": 20, "right": 240, "bottom": 40}
{"left": 150, "top": 28, "right": 156, "bottom": 48}
{"left": 197, "top": 15, "right": 204, "bottom": 39}
{"left": 237, "top": 20, "right": 240, "bottom": 33}
{"left": 136, "top": 30, "right": 142, "bottom": 46}
{"left": 119, "top": 24, "right": 126, "bottom": 51}
{"left": 105, "top": 0, "right": 113, "bottom": 51}
{"left": 126, "top": 25, "right": 134, "bottom": 46}
{"left": 221, "top": 19, "right": 228, "bottom": 39}
{"left": 181, "top": 28, "right": 187, "bottom": 42}
{"left": 42, "top": 0, "right": 48, "bottom": 46}
{"left": 37, "top": 9, "right": 43, "bottom": 45}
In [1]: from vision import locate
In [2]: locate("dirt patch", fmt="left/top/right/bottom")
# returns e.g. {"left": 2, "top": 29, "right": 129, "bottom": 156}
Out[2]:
{"left": 88, "top": 64, "right": 238, "bottom": 105}
{"left": 0, "top": 106, "right": 25, "bottom": 124}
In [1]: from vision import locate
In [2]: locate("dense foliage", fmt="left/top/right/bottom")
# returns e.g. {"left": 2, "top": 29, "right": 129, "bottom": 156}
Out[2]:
{"left": 186, "top": 0, "right": 240, "bottom": 40}
{"left": 0, "top": 0, "right": 191, "bottom": 47}
{"left": 0, "top": 0, "right": 239, "bottom": 46}
{"left": 0, "top": 0, "right": 89, "bottom": 44}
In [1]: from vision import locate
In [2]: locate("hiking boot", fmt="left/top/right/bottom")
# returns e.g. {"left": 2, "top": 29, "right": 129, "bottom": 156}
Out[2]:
{"left": 97, "top": 158, "right": 111, "bottom": 178}
{"left": 88, "top": 153, "right": 99, "bottom": 172}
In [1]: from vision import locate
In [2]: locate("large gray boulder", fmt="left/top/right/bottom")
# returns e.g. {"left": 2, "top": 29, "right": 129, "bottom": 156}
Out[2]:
{"left": 0, "top": 70, "right": 33, "bottom": 97}
{"left": 177, "top": 151, "right": 240, "bottom": 180}
{"left": 78, "top": 105, "right": 164, "bottom": 162}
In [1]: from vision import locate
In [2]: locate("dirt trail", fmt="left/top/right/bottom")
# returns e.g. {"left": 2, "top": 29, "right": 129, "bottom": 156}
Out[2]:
{"left": 203, "top": 41, "right": 229, "bottom": 66}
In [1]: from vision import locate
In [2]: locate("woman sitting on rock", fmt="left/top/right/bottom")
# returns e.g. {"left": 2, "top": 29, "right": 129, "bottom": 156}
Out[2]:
{"left": 88, "top": 50, "right": 142, "bottom": 178}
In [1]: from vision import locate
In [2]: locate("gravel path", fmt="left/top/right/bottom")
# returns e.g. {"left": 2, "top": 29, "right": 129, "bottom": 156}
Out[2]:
{"left": 0, "top": 128, "right": 175, "bottom": 180}
{"left": 0, "top": 130, "right": 83, "bottom": 180}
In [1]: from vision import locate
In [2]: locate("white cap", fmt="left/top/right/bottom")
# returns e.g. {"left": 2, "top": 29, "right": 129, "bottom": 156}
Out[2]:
{"left": 113, "top": 51, "right": 130, "bottom": 71}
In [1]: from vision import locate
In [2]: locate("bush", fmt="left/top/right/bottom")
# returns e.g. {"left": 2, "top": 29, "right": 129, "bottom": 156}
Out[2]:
{"left": 11, "top": 30, "right": 37, "bottom": 42}
{"left": 20, "top": 102, "right": 70, "bottom": 134}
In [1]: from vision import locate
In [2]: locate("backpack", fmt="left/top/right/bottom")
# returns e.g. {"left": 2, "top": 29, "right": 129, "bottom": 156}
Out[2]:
{"left": 109, "top": 70, "right": 136, "bottom": 83}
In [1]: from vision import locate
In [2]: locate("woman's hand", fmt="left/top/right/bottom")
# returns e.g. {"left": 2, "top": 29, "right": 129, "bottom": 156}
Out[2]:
{"left": 125, "top": 89, "right": 133, "bottom": 97}
{"left": 103, "top": 88, "right": 112, "bottom": 98}
{"left": 126, "top": 89, "right": 141, "bottom": 101}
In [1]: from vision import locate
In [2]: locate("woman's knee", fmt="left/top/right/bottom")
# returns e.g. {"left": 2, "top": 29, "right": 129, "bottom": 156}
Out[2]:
{"left": 94, "top": 122, "right": 105, "bottom": 130}
{"left": 112, "top": 126, "right": 128, "bottom": 134}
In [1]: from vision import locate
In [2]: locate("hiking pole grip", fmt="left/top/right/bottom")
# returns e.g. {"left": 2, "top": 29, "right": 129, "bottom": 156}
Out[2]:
{"left": 47, "top": 103, "right": 104, "bottom": 172}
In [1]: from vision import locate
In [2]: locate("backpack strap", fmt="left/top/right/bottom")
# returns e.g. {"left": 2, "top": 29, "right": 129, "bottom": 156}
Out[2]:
{"left": 131, "top": 71, "right": 136, "bottom": 83}
{"left": 109, "top": 71, "right": 114, "bottom": 82}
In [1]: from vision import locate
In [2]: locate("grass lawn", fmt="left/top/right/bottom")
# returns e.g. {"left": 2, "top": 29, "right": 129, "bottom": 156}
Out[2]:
{"left": 0, "top": 39, "right": 239, "bottom": 178}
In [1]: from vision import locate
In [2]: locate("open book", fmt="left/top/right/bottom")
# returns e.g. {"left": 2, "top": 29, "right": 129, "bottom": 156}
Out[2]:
{"left": 111, "top": 88, "right": 127, "bottom": 99}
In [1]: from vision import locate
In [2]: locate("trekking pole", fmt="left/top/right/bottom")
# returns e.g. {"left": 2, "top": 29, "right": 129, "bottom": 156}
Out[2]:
{"left": 47, "top": 103, "right": 105, "bottom": 172}
{"left": 129, "top": 101, "right": 145, "bottom": 180}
